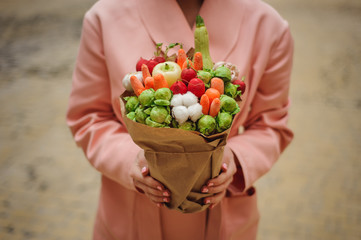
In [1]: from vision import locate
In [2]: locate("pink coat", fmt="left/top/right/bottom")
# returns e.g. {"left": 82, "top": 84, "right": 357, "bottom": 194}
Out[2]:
{"left": 66, "top": 0, "right": 294, "bottom": 239}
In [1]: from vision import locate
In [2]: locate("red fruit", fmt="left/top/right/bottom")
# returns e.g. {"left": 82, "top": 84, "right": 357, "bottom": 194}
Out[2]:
{"left": 153, "top": 56, "right": 166, "bottom": 63}
{"left": 232, "top": 79, "right": 246, "bottom": 94}
{"left": 136, "top": 57, "right": 149, "bottom": 71}
{"left": 147, "top": 60, "right": 159, "bottom": 74}
{"left": 187, "top": 78, "right": 205, "bottom": 98}
{"left": 181, "top": 68, "right": 197, "bottom": 85}
{"left": 170, "top": 81, "right": 188, "bottom": 95}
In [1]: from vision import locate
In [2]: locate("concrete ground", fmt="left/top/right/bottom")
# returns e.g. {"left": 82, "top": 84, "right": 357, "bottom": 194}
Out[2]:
{"left": 0, "top": 0, "right": 360, "bottom": 239}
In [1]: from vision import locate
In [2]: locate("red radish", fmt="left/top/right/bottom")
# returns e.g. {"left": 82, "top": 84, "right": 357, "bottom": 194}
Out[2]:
{"left": 170, "top": 81, "right": 187, "bottom": 95}
{"left": 187, "top": 78, "right": 205, "bottom": 98}
{"left": 181, "top": 68, "right": 197, "bottom": 85}
{"left": 232, "top": 79, "right": 246, "bottom": 94}
{"left": 136, "top": 57, "right": 149, "bottom": 71}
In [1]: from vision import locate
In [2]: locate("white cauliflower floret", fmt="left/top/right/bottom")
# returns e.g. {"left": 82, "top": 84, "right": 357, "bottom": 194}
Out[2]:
{"left": 182, "top": 91, "right": 198, "bottom": 107}
{"left": 188, "top": 103, "right": 203, "bottom": 122}
{"left": 170, "top": 94, "right": 183, "bottom": 107}
{"left": 172, "top": 106, "right": 189, "bottom": 124}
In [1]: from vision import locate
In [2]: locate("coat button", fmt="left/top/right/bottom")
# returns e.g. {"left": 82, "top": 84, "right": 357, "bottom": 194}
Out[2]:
{"left": 246, "top": 186, "right": 255, "bottom": 196}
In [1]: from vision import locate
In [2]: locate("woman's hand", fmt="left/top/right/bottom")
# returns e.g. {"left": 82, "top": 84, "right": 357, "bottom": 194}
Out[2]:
{"left": 130, "top": 150, "right": 171, "bottom": 207}
{"left": 202, "top": 146, "right": 237, "bottom": 209}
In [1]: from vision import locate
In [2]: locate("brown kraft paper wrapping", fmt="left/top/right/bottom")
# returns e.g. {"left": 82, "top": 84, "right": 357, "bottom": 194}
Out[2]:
{"left": 120, "top": 93, "right": 231, "bottom": 213}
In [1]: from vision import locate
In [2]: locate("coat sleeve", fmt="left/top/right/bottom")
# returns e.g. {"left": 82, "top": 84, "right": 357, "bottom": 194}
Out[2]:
{"left": 66, "top": 11, "right": 140, "bottom": 191}
{"left": 227, "top": 25, "right": 294, "bottom": 194}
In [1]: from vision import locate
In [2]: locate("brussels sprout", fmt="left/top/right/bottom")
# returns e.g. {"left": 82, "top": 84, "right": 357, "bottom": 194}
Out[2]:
{"left": 197, "top": 115, "right": 216, "bottom": 135}
{"left": 145, "top": 117, "right": 166, "bottom": 128}
{"left": 126, "top": 111, "right": 136, "bottom": 121}
{"left": 154, "top": 99, "right": 170, "bottom": 106}
{"left": 224, "top": 82, "right": 241, "bottom": 99}
{"left": 216, "top": 112, "right": 233, "bottom": 132}
{"left": 197, "top": 70, "right": 213, "bottom": 84}
{"left": 150, "top": 106, "right": 172, "bottom": 124}
{"left": 178, "top": 121, "right": 196, "bottom": 131}
{"left": 138, "top": 89, "right": 155, "bottom": 106}
{"left": 214, "top": 66, "right": 232, "bottom": 83}
{"left": 135, "top": 106, "right": 148, "bottom": 124}
{"left": 124, "top": 96, "right": 139, "bottom": 113}
{"left": 220, "top": 95, "right": 240, "bottom": 115}
{"left": 155, "top": 88, "right": 172, "bottom": 101}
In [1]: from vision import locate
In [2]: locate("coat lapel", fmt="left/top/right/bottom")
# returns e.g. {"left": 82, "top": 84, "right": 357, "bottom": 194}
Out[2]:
{"left": 135, "top": 0, "right": 194, "bottom": 52}
{"left": 135, "top": 0, "right": 244, "bottom": 62}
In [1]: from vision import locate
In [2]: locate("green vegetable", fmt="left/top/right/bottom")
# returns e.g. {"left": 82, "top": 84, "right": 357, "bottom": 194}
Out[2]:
{"left": 126, "top": 111, "right": 136, "bottom": 121}
{"left": 197, "top": 115, "right": 216, "bottom": 135}
{"left": 197, "top": 70, "right": 213, "bottom": 84}
{"left": 135, "top": 106, "right": 148, "bottom": 124}
{"left": 220, "top": 95, "right": 240, "bottom": 115}
{"left": 145, "top": 117, "right": 167, "bottom": 128}
{"left": 216, "top": 112, "right": 233, "bottom": 132}
{"left": 154, "top": 88, "right": 172, "bottom": 106}
{"left": 214, "top": 66, "right": 232, "bottom": 83}
{"left": 194, "top": 16, "right": 213, "bottom": 70}
{"left": 124, "top": 96, "right": 139, "bottom": 113}
{"left": 150, "top": 106, "right": 172, "bottom": 124}
{"left": 178, "top": 121, "right": 196, "bottom": 131}
{"left": 224, "top": 82, "right": 241, "bottom": 99}
{"left": 138, "top": 89, "right": 155, "bottom": 107}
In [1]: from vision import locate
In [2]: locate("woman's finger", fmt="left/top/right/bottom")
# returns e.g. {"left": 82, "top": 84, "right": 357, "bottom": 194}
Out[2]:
{"left": 203, "top": 190, "right": 226, "bottom": 208}
{"left": 134, "top": 180, "right": 170, "bottom": 198}
{"left": 202, "top": 177, "right": 233, "bottom": 194}
{"left": 141, "top": 166, "right": 149, "bottom": 176}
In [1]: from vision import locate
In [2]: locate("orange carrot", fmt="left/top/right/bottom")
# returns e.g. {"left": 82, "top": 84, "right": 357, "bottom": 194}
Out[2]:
{"left": 210, "top": 77, "right": 224, "bottom": 95}
{"left": 177, "top": 48, "right": 187, "bottom": 68}
{"left": 209, "top": 98, "right": 221, "bottom": 117}
{"left": 153, "top": 73, "right": 169, "bottom": 90}
{"left": 144, "top": 76, "right": 154, "bottom": 89}
{"left": 141, "top": 64, "right": 151, "bottom": 80}
{"left": 205, "top": 88, "right": 221, "bottom": 104}
{"left": 200, "top": 94, "right": 210, "bottom": 115}
{"left": 182, "top": 59, "right": 195, "bottom": 70}
{"left": 130, "top": 75, "right": 145, "bottom": 96}
{"left": 193, "top": 52, "right": 203, "bottom": 71}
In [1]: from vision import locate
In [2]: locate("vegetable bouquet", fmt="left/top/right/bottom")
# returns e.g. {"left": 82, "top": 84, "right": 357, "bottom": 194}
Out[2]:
{"left": 119, "top": 16, "right": 246, "bottom": 213}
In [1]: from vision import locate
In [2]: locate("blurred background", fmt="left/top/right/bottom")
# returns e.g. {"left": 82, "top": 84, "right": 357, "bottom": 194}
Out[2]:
{"left": 0, "top": 0, "right": 360, "bottom": 239}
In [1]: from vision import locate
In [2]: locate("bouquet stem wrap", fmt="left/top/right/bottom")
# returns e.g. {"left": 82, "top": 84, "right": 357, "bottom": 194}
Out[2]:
{"left": 120, "top": 93, "right": 231, "bottom": 213}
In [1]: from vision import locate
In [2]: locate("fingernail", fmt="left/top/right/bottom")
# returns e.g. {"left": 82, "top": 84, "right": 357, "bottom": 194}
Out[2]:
{"left": 163, "top": 198, "right": 169, "bottom": 202}
{"left": 222, "top": 163, "right": 228, "bottom": 170}
{"left": 163, "top": 191, "right": 169, "bottom": 197}
{"left": 157, "top": 186, "right": 162, "bottom": 191}
{"left": 205, "top": 199, "right": 210, "bottom": 204}
{"left": 157, "top": 203, "right": 162, "bottom": 208}
{"left": 207, "top": 182, "right": 214, "bottom": 187}
{"left": 202, "top": 187, "right": 209, "bottom": 193}
{"left": 141, "top": 167, "right": 147, "bottom": 174}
